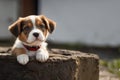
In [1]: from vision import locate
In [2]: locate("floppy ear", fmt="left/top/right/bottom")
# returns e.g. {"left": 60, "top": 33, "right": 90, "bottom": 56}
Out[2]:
{"left": 41, "top": 15, "right": 56, "bottom": 33}
{"left": 8, "top": 18, "right": 24, "bottom": 37}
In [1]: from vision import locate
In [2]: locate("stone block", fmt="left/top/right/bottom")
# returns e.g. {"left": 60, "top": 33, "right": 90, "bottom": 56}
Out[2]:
{"left": 0, "top": 48, "right": 99, "bottom": 80}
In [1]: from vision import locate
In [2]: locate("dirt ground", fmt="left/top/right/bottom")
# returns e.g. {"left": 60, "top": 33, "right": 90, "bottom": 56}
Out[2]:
{"left": 99, "top": 66, "right": 120, "bottom": 80}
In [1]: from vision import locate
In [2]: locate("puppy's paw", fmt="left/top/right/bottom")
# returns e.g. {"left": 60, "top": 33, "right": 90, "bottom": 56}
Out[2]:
{"left": 17, "top": 54, "right": 29, "bottom": 65}
{"left": 36, "top": 50, "right": 49, "bottom": 62}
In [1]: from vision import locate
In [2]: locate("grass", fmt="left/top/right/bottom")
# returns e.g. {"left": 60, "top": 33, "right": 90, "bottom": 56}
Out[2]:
{"left": 100, "top": 59, "right": 120, "bottom": 77}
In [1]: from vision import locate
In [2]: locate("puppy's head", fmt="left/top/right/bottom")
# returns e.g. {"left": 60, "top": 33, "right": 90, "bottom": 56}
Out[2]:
{"left": 9, "top": 15, "right": 56, "bottom": 45}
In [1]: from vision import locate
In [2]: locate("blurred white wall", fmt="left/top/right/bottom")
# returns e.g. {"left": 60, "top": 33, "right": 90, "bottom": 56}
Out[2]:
{"left": 39, "top": 0, "right": 120, "bottom": 46}
{"left": 0, "top": 0, "right": 18, "bottom": 39}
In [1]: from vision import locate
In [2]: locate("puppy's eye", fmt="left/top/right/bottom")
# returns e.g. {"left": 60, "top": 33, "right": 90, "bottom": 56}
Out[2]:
{"left": 41, "top": 25, "right": 45, "bottom": 29}
{"left": 38, "top": 24, "right": 45, "bottom": 29}
{"left": 23, "top": 26, "right": 31, "bottom": 31}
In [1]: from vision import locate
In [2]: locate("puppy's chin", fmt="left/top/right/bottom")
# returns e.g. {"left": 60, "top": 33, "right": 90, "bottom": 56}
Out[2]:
{"left": 23, "top": 40, "right": 42, "bottom": 46}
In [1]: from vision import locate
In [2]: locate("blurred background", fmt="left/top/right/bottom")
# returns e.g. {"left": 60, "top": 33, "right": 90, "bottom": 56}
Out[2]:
{"left": 1, "top": 0, "right": 120, "bottom": 46}
{"left": 1, "top": 0, "right": 120, "bottom": 58}
{"left": 1, "top": 0, "right": 120, "bottom": 78}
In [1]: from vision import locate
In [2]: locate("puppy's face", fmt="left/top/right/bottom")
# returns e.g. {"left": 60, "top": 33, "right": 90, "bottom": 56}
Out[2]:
{"left": 9, "top": 15, "right": 56, "bottom": 45}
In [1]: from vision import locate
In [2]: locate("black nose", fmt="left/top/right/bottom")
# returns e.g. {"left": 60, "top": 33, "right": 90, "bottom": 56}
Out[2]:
{"left": 33, "top": 33, "right": 39, "bottom": 37}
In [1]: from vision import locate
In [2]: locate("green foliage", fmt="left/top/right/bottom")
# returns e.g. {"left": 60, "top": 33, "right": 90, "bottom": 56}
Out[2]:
{"left": 107, "top": 59, "right": 120, "bottom": 76}
{"left": 100, "top": 60, "right": 108, "bottom": 67}
{"left": 100, "top": 59, "right": 120, "bottom": 77}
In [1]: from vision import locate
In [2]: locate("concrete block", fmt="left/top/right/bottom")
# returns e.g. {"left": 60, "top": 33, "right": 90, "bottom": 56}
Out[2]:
{"left": 0, "top": 48, "right": 99, "bottom": 80}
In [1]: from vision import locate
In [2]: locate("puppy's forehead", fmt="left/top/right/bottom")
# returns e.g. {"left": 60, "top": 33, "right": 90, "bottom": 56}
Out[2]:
{"left": 28, "top": 15, "right": 36, "bottom": 25}
{"left": 28, "top": 15, "right": 42, "bottom": 26}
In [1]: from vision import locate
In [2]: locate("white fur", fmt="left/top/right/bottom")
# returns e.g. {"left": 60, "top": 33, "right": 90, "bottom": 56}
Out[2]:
{"left": 17, "top": 54, "right": 29, "bottom": 65}
{"left": 29, "top": 15, "right": 36, "bottom": 26}
{"left": 27, "top": 51, "right": 36, "bottom": 57}
{"left": 36, "top": 42, "right": 49, "bottom": 62}
{"left": 36, "top": 49, "right": 49, "bottom": 62}
{"left": 27, "top": 28, "right": 45, "bottom": 43}
{"left": 12, "top": 38, "right": 24, "bottom": 48}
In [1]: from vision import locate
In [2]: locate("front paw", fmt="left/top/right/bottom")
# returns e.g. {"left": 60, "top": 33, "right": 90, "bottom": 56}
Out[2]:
{"left": 17, "top": 54, "right": 29, "bottom": 65}
{"left": 36, "top": 50, "right": 49, "bottom": 62}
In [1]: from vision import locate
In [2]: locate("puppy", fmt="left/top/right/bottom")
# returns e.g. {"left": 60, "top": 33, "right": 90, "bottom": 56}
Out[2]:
{"left": 8, "top": 15, "right": 56, "bottom": 65}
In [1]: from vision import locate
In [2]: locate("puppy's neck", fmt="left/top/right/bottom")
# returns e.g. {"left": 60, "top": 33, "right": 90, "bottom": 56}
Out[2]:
{"left": 14, "top": 38, "right": 47, "bottom": 51}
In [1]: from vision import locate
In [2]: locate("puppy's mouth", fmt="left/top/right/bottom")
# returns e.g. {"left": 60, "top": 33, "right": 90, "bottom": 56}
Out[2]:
{"left": 24, "top": 38, "right": 44, "bottom": 46}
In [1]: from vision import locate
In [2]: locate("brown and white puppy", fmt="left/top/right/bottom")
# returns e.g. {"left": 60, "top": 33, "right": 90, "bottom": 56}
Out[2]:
{"left": 8, "top": 15, "right": 56, "bottom": 65}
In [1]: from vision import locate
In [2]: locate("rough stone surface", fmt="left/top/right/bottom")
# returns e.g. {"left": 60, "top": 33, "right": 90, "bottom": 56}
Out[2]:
{"left": 0, "top": 47, "right": 99, "bottom": 80}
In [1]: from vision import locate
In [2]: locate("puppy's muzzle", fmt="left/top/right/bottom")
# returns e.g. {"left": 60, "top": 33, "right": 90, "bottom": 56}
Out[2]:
{"left": 33, "top": 32, "right": 39, "bottom": 38}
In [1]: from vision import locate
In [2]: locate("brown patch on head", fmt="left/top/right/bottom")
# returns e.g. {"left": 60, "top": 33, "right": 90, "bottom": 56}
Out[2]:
{"left": 8, "top": 17, "right": 34, "bottom": 43}
{"left": 40, "top": 15, "right": 56, "bottom": 33}
{"left": 18, "top": 32, "right": 28, "bottom": 42}
{"left": 18, "top": 18, "right": 33, "bottom": 42}
{"left": 8, "top": 18, "right": 24, "bottom": 37}
{"left": 35, "top": 17, "right": 48, "bottom": 37}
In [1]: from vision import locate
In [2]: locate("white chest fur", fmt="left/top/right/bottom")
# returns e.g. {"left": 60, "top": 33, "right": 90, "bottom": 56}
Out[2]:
{"left": 13, "top": 38, "right": 49, "bottom": 65}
